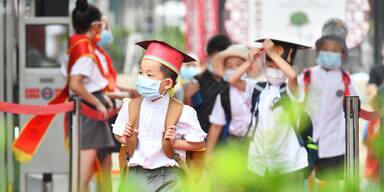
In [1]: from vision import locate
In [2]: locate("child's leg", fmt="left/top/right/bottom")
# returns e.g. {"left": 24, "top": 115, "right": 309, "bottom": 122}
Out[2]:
{"left": 81, "top": 149, "right": 97, "bottom": 192}
{"left": 314, "top": 155, "right": 345, "bottom": 191}
{"left": 97, "top": 148, "right": 112, "bottom": 192}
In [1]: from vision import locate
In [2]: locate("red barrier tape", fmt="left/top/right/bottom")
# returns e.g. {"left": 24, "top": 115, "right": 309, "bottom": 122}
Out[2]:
{"left": 0, "top": 101, "right": 74, "bottom": 115}
{"left": 80, "top": 103, "right": 120, "bottom": 121}
{"left": 0, "top": 101, "right": 120, "bottom": 121}
{"left": 359, "top": 109, "right": 380, "bottom": 121}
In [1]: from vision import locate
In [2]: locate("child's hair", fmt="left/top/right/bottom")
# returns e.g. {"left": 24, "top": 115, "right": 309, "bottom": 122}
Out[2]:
{"left": 206, "top": 34, "right": 231, "bottom": 56}
{"left": 72, "top": 0, "right": 101, "bottom": 34}
{"left": 160, "top": 65, "right": 178, "bottom": 87}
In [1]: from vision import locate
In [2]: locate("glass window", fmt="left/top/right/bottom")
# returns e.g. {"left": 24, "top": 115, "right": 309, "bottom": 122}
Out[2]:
{"left": 26, "top": 24, "right": 68, "bottom": 68}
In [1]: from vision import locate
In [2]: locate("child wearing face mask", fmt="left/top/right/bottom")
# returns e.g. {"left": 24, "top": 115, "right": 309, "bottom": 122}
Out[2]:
{"left": 205, "top": 44, "right": 256, "bottom": 153}
{"left": 112, "top": 40, "right": 206, "bottom": 191}
{"left": 298, "top": 19, "right": 359, "bottom": 190}
{"left": 227, "top": 39, "right": 310, "bottom": 190}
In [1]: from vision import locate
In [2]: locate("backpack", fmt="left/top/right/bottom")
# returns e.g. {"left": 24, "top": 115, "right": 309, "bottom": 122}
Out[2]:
{"left": 303, "top": 68, "right": 351, "bottom": 96}
{"left": 118, "top": 96, "right": 205, "bottom": 179}
{"left": 249, "top": 82, "right": 318, "bottom": 178}
{"left": 192, "top": 70, "right": 229, "bottom": 132}
{"left": 219, "top": 86, "right": 232, "bottom": 142}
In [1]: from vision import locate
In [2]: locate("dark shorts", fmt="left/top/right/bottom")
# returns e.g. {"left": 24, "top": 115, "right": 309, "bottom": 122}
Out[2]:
{"left": 315, "top": 155, "right": 345, "bottom": 181}
{"left": 68, "top": 91, "right": 116, "bottom": 150}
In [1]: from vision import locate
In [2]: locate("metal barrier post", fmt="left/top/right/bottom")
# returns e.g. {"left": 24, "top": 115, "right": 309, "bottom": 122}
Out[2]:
{"left": 379, "top": 85, "right": 384, "bottom": 191}
{"left": 70, "top": 97, "right": 81, "bottom": 192}
{"left": 344, "top": 96, "right": 360, "bottom": 192}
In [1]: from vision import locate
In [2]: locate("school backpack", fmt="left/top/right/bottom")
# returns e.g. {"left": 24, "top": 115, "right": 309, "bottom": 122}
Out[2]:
{"left": 303, "top": 68, "right": 351, "bottom": 96}
{"left": 118, "top": 96, "right": 205, "bottom": 179}
{"left": 192, "top": 70, "right": 229, "bottom": 133}
{"left": 218, "top": 85, "right": 232, "bottom": 142}
{"left": 249, "top": 82, "right": 318, "bottom": 178}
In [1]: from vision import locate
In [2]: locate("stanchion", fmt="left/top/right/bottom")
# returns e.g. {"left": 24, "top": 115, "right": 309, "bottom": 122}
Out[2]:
{"left": 344, "top": 96, "right": 360, "bottom": 192}
{"left": 70, "top": 97, "right": 81, "bottom": 192}
{"left": 379, "top": 85, "right": 384, "bottom": 191}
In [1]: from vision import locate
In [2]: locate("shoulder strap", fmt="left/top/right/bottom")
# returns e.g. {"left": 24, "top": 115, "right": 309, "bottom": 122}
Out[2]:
{"left": 251, "top": 82, "right": 267, "bottom": 114}
{"left": 125, "top": 97, "right": 143, "bottom": 157}
{"left": 303, "top": 68, "right": 311, "bottom": 94}
{"left": 163, "top": 97, "right": 184, "bottom": 159}
{"left": 118, "top": 97, "right": 143, "bottom": 176}
{"left": 220, "top": 86, "right": 232, "bottom": 122}
{"left": 341, "top": 69, "right": 351, "bottom": 96}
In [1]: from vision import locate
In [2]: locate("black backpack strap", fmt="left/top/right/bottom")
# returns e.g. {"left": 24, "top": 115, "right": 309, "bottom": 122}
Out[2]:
{"left": 250, "top": 82, "right": 267, "bottom": 115}
{"left": 219, "top": 86, "right": 231, "bottom": 141}
{"left": 220, "top": 86, "right": 232, "bottom": 123}
{"left": 245, "top": 82, "right": 267, "bottom": 139}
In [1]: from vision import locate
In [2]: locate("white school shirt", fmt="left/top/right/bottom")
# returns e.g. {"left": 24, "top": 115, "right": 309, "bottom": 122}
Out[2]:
{"left": 247, "top": 82, "right": 308, "bottom": 176}
{"left": 61, "top": 49, "right": 109, "bottom": 94}
{"left": 298, "top": 66, "right": 358, "bottom": 158}
{"left": 209, "top": 79, "right": 256, "bottom": 136}
{"left": 112, "top": 94, "right": 207, "bottom": 169}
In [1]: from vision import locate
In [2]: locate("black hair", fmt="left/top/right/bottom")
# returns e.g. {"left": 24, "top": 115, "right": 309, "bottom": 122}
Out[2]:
{"left": 160, "top": 65, "right": 178, "bottom": 87}
{"left": 206, "top": 34, "right": 231, "bottom": 56}
{"left": 72, "top": 0, "right": 101, "bottom": 34}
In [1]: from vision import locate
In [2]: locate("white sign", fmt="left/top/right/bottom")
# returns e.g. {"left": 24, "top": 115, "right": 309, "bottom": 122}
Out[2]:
{"left": 224, "top": 0, "right": 370, "bottom": 48}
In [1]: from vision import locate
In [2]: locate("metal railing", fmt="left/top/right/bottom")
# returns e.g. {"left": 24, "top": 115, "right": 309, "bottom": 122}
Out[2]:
{"left": 344, "top": 96, "right": 360, "bottom": 192}
{"left": 70, "top": 97, "right": 81, "bottom": 192}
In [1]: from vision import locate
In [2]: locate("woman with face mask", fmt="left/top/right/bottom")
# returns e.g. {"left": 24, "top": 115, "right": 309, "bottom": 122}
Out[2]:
{"left": 226, "top": 39, "right": 311, "bottom": 190}
{"left": 60, "top": 0, "right": 116, "bottom": 191}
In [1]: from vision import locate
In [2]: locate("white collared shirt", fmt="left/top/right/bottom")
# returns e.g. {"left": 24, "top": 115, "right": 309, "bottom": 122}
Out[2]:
{"left": 298, "top": 66, "right": 358, "bottom": 158}
{"left": 247, "top": 82, "right": 308, "bottom": 176}
{"left": 209, "top": 79, "right": 256, "bottom": 136}
{"left": 112, "top": 94, "right": 206, "bottom": 169}
{"left": 61, "top": 49, "right": 109, "bottom": 94}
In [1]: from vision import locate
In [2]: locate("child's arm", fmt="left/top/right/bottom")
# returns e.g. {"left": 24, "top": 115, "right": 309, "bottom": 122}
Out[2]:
{"left": 263, "top": 39, "right": 299, "bottom": 96}
{"left": 173, "top": 140, "right": 206, "bottom": 151}
{"left": 227, "top": 49, "right": 263, "bottom": 91}
{"left": 69, "top": 75, "right": 108, "bottom": 117}
{"left": 206, "top": 124, "right": 223, "bottom": 153}
{"left": 164, "top": 126, "right": 206, "bottom": 151}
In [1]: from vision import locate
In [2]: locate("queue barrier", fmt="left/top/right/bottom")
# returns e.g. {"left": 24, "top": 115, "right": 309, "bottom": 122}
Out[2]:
{"left": 0, "top": 98, "right": 120, "bottom": 192}
{"left": 0, "top": 97, "right": 380, "bottom": 192}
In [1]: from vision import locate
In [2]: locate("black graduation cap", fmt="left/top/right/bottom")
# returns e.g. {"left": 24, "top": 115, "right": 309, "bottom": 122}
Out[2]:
{"left": 256, "top": 39, "right": 311, "bottom": 65}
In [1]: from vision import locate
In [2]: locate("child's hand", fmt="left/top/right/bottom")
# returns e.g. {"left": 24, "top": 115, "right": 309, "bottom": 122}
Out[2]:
{"left": 248, "top": 48, "right": 264, "bottom": 65}
{"left": 263, "top": 39, "right": 276, "bottom": 55}
{"left": 123, "top": 123, "right": 138, "bottom": 137}
{"left": 103, "top": 94, "right": 114, "bottom": 108}
{"left": 95, "top": 102, "right": 108, "bottom": 118}
{"left": 164, "top": 125, "right": 176, "bottom": 145}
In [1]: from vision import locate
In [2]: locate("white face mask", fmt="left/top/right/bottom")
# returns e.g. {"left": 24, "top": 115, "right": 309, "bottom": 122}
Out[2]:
{"left": 265, "top": 67, "right": 287, "bottom": 86}
{"left": 223, "top": 69, "right": 246, "bottom": 81}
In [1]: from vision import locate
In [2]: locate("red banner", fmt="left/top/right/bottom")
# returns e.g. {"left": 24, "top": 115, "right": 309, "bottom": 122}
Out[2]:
{"left": 184, "top": 0, "right": 220, "bottom": 64}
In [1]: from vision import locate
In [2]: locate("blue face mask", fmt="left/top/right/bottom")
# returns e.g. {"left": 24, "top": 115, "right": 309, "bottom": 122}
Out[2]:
{"left": 135, "top": 75, "right": 165, "bottom": 100}
{"left": 180, "top": 66, "right": 200, "bottom": 81}
{"left": 316, "top": 51, "right": 342, "bottom": 70}
{"left": 97, "top": 30, "right": 113, "bottom": 47}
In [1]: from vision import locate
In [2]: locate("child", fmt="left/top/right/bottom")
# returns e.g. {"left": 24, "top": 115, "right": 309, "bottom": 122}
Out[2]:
{"left": 205, "top": 44, "right": 255, "bottom": 152}
{"left": 228, "top": 38, "right": 310, "bottom": 190}
{"left": 184, "top": 35, "right": 231, "bottom": 132}
{"left": 298, "top": 18, "right": 358, "bottom": 189}
{"left": 112, "top": 40, "right": 206, "bottom": 191}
